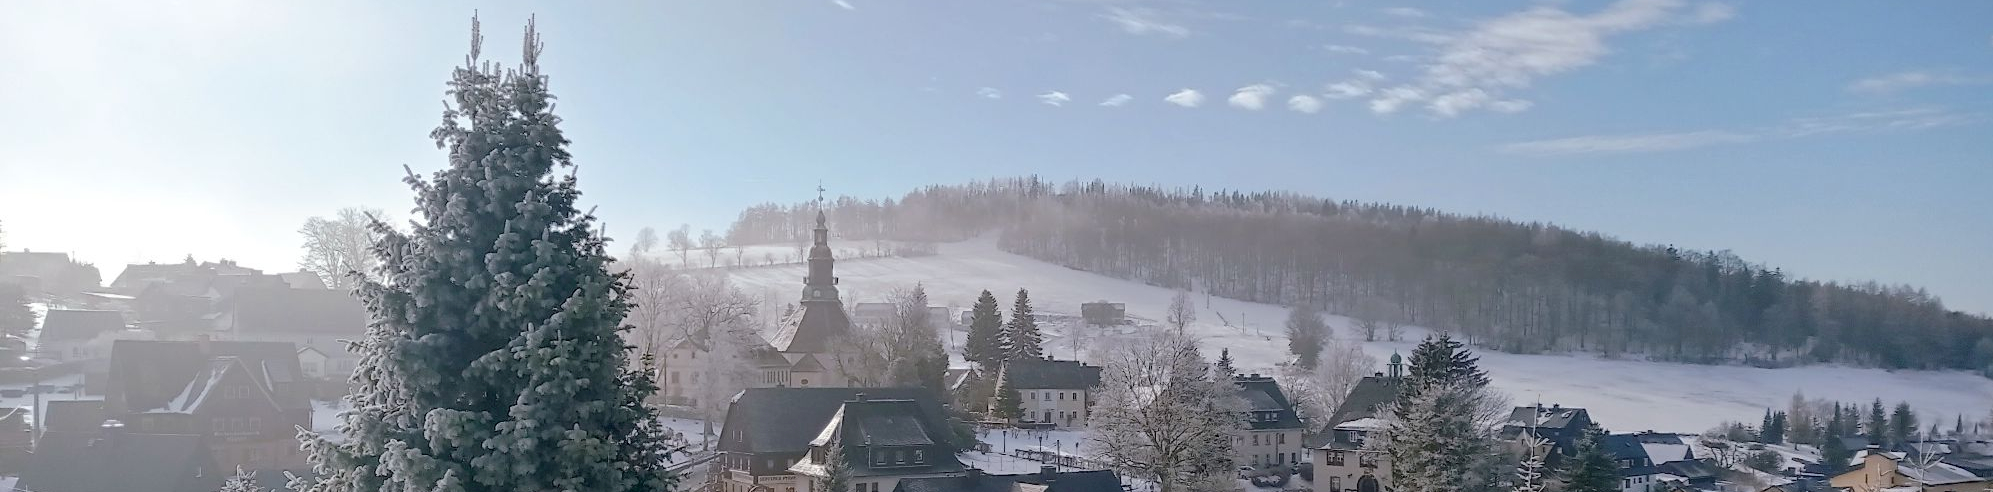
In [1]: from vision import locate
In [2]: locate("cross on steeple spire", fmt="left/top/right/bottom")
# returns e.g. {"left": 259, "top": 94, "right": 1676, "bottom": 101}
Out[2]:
{"left": 816, "top": 181, "right": 826, "bottom": 205}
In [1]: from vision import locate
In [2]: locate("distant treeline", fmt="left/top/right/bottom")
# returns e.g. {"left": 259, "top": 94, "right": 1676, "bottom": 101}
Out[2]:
{"left": 726, "top": 177, "right": 1993, "bottom": 372}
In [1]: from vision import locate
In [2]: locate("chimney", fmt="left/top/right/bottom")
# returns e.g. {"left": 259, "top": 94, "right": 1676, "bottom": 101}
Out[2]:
{"left": 854, "top": 392, "right": 866, "bottom": 402}
{"left": 1551, "top": 403, "right": 1561, "bottom": 410}
{"left": 1249, "top": 373, "right": 1260, "bottom": 379}
{"left": 97, "top": 419, "right": 127, "bottom": 447}
{"left": 1040, "top": 465, "right": 1056, "bottom": 482}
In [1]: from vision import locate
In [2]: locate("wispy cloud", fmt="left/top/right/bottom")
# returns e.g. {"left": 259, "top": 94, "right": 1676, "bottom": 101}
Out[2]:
{"left": 1228, "top": 84, "right": 1278, "bottom": 110}
{"left": 1366, "top": 0, "right": 1733, "bottom": 117}
{"left": 1037, "top": 91, "right": 1072, "bottom": 107}
{"left": 1382, "top": 7, "right": 1428, "bottom": 18}
{"left": 1164, "top": 88, "right": 1204, "bottom": 107}
{"left": 832, "top": 0, "right": 855, "bottom": 10}
{"left": 1344, "top": 24, "right": 1454, "bottom": 44}
{"left": 1501, "top": 107, "right": 1973, "bottom": 156}
{"left": 1100, "top": 94, "right": 1133, "bottom": 107}
{"left": 976, "top": 87, "right": 1002, "bottom": 99}
{"left": 1501, "top": 131, "right": 1755, "bottom": 156}
{"left": 1100, "top": 7, "right": 1190, "bottom": 38}
{"left": 1288, "top": 95, "right": 1324, "bottom": 114}
{"left": 1322, "top": 44, "right": 1371, "bottom": 55}
{"left": 1847, "top": 70, "right": 1993, "bottom": 94}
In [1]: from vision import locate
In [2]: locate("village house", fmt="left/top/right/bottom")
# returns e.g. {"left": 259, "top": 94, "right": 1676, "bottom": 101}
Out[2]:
{"left": 1313, "top": 354, "right": 1404, "bottom": 492}
{"left": 994, "top": 356, "right": 1101, "bottom": 428}
{"left": 1603, "top": 433, "right": 1663, "bottom": 492}
{"left": 1830, "top": 446, "right": 1993, "bottom": 492}
{"left": 716, "top": 387, "right": 956, "bottom": 492}
{"left": 1503, "top": 403, "right": 1596, "bottom": 467}
{"left": 16, "top": 425, "right": 225, "bottom": 492}
{"left": 105, "top": 339, "right": 312, "bottom": 471}
{"left": 1232, "top": 373, "right": 1306, "bottom": 469}
{"left": 213, "top": 286, "right": 368, "bottom": 384}
{"left": 892, "top": 467, "right": 1124, "bottom": 492}
{"left": 36, "top": 308, "right": 140, "bottom": 363}
{"left": 787, "top": 393, "right": 968, "bottom": 492}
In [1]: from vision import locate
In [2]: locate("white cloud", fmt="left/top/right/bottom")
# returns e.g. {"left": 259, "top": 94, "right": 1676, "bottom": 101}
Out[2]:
{"left": 1228, "top": 83, "right": 1278, "bottom": 110}
{"left": 1324, "top": 80, "right": 1373, "bottom": 99}
{"left": 1847, "top": 70, "right": 1993, "bottom": 94}
{"left": 1344, "top": 24, "right": 1454, "bottom": 44}
{"left": 1037, "top": 91, "right": 1072, "bottom": 107}
{"left": 1369, "top": 87, "right": 1423, "bottom": 114}
{"left": 1354, "top": 69, "right": 1387, "bottom": 81}
{"left": 831, "top": 0, "right": 855, "bottom": 10}
{"left": 1287, "top": 95, "right": 1324, "bottom": 114}
{"left": 1377, "top": 0, "right": 1730, "bottom": 117}
{"left": 1502, "top": 107, "right": 1972, "bottom": 156}
{"left": 1382, "top": 7, "right": 1429, "bottom": 18}
{"left": 1100, "top": 7, "right": 1190, "bottom": 38}
{"left": 1099, "top": 94, "right": 1133, "bottom": 107}
{"left": 976, "top": 87, "right": 1002, "bottom": 99}
{"left": 1164, "top": 88, "right": 1204, "bottom": 107}
{"left": 1322, "top": 44, "right": 1370, "bottom": 55}
{"left": 1489, "top": 99, "right": 1534, "bottom": 113}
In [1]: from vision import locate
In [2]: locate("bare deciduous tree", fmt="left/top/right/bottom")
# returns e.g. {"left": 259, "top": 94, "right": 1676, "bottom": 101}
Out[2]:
{"left": 667, "top": 224, "right": 693, "bottom": 265}
{"left": 298, "top": 207, "right": 386, "bottom": 290}
{"left": 1165, "top": 289, "right": 1196, "bottom": 335}
{"left": 1089, "top": 332, "right": 1245, "bottom": 492}
{"left": 1284, "top": 337, "right": 1378, "bottom": 427}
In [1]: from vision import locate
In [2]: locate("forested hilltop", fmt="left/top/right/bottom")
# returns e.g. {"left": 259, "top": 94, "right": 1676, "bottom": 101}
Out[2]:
{"left": 725, "top": 177, "right": 1993, "bottom": 372}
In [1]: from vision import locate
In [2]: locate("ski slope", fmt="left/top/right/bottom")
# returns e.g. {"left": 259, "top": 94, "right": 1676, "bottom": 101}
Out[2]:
{"left": 722, "top": 237, "right": 1993, "bottom": 434}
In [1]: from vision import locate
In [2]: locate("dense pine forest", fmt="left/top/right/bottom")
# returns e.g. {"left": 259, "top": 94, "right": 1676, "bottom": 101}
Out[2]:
{"left": 725, "top": 177, "right": 1993, "bottom": 373}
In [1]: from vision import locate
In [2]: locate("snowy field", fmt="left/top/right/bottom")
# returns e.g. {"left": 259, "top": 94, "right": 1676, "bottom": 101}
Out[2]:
{"left": 724, "top": 236, "right": 1993, "bottom": 434}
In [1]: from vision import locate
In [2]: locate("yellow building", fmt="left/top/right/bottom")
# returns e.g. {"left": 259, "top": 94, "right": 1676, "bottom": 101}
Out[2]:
{"left": 1829, "top": 447, "right": 1991, "bottom": 492}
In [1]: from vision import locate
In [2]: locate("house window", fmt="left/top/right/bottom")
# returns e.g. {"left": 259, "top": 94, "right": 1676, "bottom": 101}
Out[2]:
{"left": 1330, "top": 477, "right": 1342, "bottom": 491}
{"left": 1058, "top": 392, "right": 1064, "bottom": 400}
{"left": 1359, "top": 453, "right": 1378, "bottom": 468}
{"left": 1327, "top": 451, "right": 1346, "bottom": 466}
{"left": 1030, "top": 392, "right": 1037, "bottom": 400}
{"left": 1278, "top": 433, "right": 1286, "bottom": 445}
{"left": 800, "top": 378, "right": 810, "bottom": 387}
{"left": 913, "top": 449, "right": 925, "bottom": 464}
{"left": 1253, "top": 434, "right": 1260, "bottom": 446}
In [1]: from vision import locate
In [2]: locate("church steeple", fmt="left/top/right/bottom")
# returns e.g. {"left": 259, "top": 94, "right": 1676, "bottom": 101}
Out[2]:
{"left": 802, "top": 209, "right": 838, "bottom": 302}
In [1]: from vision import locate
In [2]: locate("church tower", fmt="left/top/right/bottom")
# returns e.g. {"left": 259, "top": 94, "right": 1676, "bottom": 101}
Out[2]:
{"left": 801, "top": 210, "right": 839, "bottom": 302}
{"left": 770, "top": 208, "right": 857, "bottom": 386}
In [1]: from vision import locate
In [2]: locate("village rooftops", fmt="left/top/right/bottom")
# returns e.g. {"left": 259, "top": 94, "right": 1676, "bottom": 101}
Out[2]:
{"left": 1000, "top": 357, "right": 1102, "bottom": 390}
{"left": 17, "top": 430, "right": 223, "bottom": 492}
{"left": 1234, "top": 374, "right": 1305, "bottom": 431}
{"left": 718, "top": 387, "right": 950, "bottom": 455}
{"left": 789, "top": 395, "right": 965, "bottom": 478}
{"left": 107, "top": 339, "right": 308, "bottom": 414}
{"left": 38, "top": 309, "right": 128, "bottom": 341}
{"left": 219, "top": 286, "right": 367, "bottom": 335}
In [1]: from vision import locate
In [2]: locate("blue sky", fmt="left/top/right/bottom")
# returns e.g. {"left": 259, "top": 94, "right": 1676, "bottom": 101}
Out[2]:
{"left": 1, "top": 0, "right": 1989, "bottom": 314}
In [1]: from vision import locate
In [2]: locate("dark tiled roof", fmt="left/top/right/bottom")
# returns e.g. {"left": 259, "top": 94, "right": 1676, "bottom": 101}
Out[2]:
{"left": 1001, "top": 358, "right": 1102, "bottom": 390}
{"left": 770, "top": 300, "right": 852, "bottom": 353}
{"left": 40, "top": 309, "right": 128, "bottom": 341}
{"left": 151, "top": 357, "right": 284, "bottom": 414}
{"left": 108, "top": 340, "right": 307, "bottom": 414}
{"left": 1604, "top": 434, "right": 1652, "bottom": 462}
{"left": 894, "top": 469, "right": 1124, "bottom": 492}
{"left": 223, "top": 287, "right": 367, "bottom": 335}
{"left": 1508, "top": 406, "right": 1590, "bottom": 430}
{"left": 1234, "top": 376, "right": 1305, "bottom": 431}
{"left": 275, "top": 272, "right": 328, "bottom": 290}
{"left": 809, "top": 398, "right": 965, "bottom": 477}
{"left": 1657, "top": 459, "right": 1722, "bottom": 480}
{"left": 719, "top": 387, "right": 949, "bottom": 454}
{"left": 17, "top": 431, "right": 223, "bottom": 492}
{"left": 1326, "top": 376, "right": 1400, "bottom": 428}
{"left": 41, "top": 400, "right": 107, "bottom": 433}
{"left": 1621, "top": 465, "right": 1660, "bottom": 478}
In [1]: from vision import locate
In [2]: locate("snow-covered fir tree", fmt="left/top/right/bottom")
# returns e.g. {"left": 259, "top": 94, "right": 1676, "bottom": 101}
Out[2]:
{"left": 1089, "top": 332, "right": 1245, "bottom": 492}
{"left": 994, "top": 370, "right": 1024, "bottom": 421}
{"left": 815, "top": 441, "right": 852, "bottom": 492}
{"left": 1215, "top": 348, "right": 1236, "bottom": 380}
{"left": 1563, "top": 426, "right": 1620, "bottom": 492}
{"left": 965, "top": 289, "right": 1007, "bottom": 372}
{"left": 1383, "top": 333, "right": 1504, "bottom": 492}
{"left": 220, "top": 467, "right": 260, "bottom": 492}
{"left": 1006, "top": 288, "right": 1042, "bottom": 360}
{"left": 290, "top": 16, "right": 674, "bottom": 492}
{"left": 1512, "top": 434, "right": 1550, "bottom": 492}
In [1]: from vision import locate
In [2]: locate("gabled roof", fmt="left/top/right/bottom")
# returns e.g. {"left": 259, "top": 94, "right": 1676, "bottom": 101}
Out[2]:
{"left": 1000, "top": 358, "right": 1102, "bottom": 390}
{"left": 718, "top": 387, "right": 949, "bottom": 455}
{"left": 1326, "top": 376, "right": 1400, "bottom": 428}
{"left": 111, "top": 263, "right": 204, "bottom": 291}
{"left": 276, "top": 272, "right": 329, "bottom": 290}
{"left": 796, "top": 397, "right": 965, "bottom": 478}
{"left": 770, "top": 301, "right": 852, "bottom": 353}
{"left": 41, "top": 400, "right": 107, "bottom": 434}
{"left": 17, "top": 431, "right": 223, "bottom": 492}
{"left": 894, "top": 469, "right": 1125, "bottom": 492}
{"left": 222, "top": 287, "right": 367, "bottom": 335}
{"left": 39, "top": 309, "right": 127, "bottom": 341}
{"left": 1656, "top": 459, "right": 1722, "bottom": 480}
{"left": 1604, "top": 434, "right": 1653, "bottom": 462}
{"left": 1507, "top": 406, "right": 1590, "bottom": 430}
{"left": 1233, "top": 375, "right": 1304, "bottom": 431}
{"left": 791, "top": 353, "right": 828, "bottom": 373}
{"left": 147, "top": 357, "right": 285, "bottom": 415}
{"left": 108, "top": 340, "right": 307, "bottom": 414}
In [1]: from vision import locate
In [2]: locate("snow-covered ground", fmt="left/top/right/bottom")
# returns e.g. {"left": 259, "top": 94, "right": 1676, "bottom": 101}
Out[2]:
{"left": 0, "top": 371, "right": 96, "bottom": 427}
{"left": 726, "top": 236, "right": 1993, "bottom": 435}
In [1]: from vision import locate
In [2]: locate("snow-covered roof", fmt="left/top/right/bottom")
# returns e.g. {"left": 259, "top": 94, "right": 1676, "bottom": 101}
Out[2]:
{"left": 1334, "top": 417, "right": 1389, "bottom": 432}
{"left": 1644, "top": 442, "right": 1694, "bottom": 464}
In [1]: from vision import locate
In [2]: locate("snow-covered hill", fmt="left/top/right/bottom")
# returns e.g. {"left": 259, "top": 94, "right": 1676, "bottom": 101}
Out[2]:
{"left": 720, "top": 237, "right": 1993, "bottom": 434}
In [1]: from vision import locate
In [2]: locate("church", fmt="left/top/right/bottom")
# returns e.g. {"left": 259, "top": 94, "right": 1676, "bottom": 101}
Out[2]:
{"left": 759, "top": 210, "right": 873, "bottom": 388}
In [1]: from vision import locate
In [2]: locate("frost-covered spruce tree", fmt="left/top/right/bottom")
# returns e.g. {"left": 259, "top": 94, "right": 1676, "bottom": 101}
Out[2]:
{"left": 965, "top": 290, "right": 1007, "bottom": 372}
{"left": 291, "top": 16, "right": 675, "bottom": 492}
{"left": 1006, "top": 288, "right": 1042, "bottom": 360}
{"left": 1384, "top": 333, "right": 1499, "bottom": 492}
{"left": 220, "top": 467, "right": 259, "bottom": 492}
{"left": 1563, "top": 426, "right": 1619, "bottom": 492}
{"left": 1090, "top": 333, "right": 1245, "bottom": 492}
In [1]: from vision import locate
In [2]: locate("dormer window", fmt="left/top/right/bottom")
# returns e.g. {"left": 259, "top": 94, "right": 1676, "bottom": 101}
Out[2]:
{"left": 913, "top": 449, "right": 925, "bottom": 464}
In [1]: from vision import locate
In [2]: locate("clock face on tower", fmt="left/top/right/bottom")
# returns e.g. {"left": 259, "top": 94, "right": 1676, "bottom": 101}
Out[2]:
{"left": 811, "top": 288, "right": 824, "bottom": 299}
